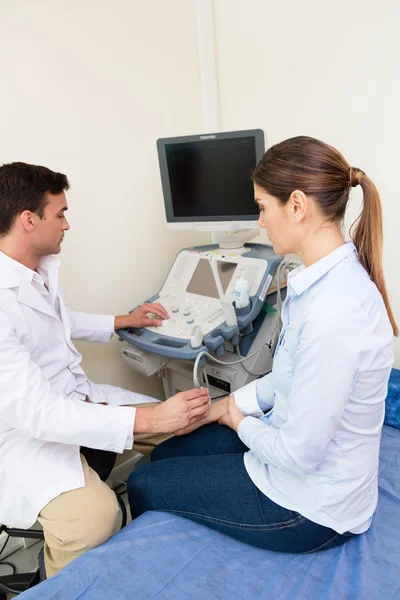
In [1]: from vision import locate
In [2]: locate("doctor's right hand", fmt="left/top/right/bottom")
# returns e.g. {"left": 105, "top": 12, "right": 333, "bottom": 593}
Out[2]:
{"left": 154, "top": 388, "right": 210, "bottom": 433}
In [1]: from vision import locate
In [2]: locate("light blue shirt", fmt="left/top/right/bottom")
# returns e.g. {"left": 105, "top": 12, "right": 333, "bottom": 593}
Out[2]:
{"left": 234, "top": 242, "right": 394, "bottom": 534}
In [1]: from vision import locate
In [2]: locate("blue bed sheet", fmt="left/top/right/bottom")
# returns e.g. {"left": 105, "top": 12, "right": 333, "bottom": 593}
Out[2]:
{"left": 20, "top": 424, "right": 400, "bottom": 600}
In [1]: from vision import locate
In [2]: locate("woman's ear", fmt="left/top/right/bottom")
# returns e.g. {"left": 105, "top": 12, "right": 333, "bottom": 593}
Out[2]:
{"left": 289, "top": 190, "right": 308, "bottom": 223}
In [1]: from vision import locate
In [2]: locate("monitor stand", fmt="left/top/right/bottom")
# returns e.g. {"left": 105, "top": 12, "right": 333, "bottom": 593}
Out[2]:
{"left": 213, "top": 229, "right": 259, "bottom": 249}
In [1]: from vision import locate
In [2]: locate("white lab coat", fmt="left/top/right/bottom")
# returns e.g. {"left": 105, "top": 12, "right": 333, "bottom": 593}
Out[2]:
{"left": 0, "top": 252, "right": 157, "bottom": 528}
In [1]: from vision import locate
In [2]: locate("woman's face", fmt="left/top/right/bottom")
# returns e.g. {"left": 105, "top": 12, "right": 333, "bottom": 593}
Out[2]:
{"left": 254, "top": 184, "right": 300, "bottom": 255}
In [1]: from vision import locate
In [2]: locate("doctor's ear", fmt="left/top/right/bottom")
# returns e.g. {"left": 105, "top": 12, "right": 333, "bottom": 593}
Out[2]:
{"left": 19, "top": 210, "right": 38, "bottom": 232}
{"left": 288, "top": 190, "right": 307, "bottom": 223}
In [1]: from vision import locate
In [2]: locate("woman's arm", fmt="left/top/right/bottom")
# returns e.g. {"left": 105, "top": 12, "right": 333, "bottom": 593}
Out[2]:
{"left": 229, "top": 314, "right": 362, "bottom": 475}
{"left": 231, "top": 371, "right": 275, "bottom": 418}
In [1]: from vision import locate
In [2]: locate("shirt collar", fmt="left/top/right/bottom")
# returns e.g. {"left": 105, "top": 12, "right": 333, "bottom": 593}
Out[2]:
{"left": 288, "top": 241, "right": 356, "bottom": 297}
{"left": 36, "top": 255, "right": 60, "bottom": 292}
{"left": 0, "top": 251, "right": 60, "bottom": 289}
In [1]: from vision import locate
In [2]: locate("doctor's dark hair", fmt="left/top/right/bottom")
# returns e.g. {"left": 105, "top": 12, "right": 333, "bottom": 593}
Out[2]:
{"left": 0, "top": 162, "right": 69, "bottom": 236}
{"left": 253, "top": 136, "right": 398, "bottom": 336}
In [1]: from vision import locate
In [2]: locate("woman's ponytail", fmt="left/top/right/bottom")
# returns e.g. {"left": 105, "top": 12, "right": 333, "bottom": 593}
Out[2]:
{"left": 350, "top": 169, "right": 398, "bottom": 336}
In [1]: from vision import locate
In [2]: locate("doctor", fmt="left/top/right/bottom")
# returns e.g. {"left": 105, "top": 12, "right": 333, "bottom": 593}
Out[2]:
{"left": 0, "top": 161, "right": 209, "bottom": 577}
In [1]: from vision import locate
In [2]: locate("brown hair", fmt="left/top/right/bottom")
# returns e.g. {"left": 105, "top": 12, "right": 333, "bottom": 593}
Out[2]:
{"left": 253, "top": 136, "right": 398, "bottom": 336}
{"left": 0, "top": 162, "right": 69, "bottom": 236}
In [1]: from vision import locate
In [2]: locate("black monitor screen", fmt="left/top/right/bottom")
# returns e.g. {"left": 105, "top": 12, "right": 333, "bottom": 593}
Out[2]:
{"left": 165, "top": 137, "right": 258, "bottom": 218}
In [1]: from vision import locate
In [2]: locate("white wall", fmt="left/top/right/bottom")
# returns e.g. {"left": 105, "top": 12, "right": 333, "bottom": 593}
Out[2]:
{"left": 1, "top": 0, "right": 398, "bottom": 388}
{"left": 213, "top": 0, "right": 400, "bottom": 365}
{"left": 0, "top": 0, "right": 210, "bottom": 397}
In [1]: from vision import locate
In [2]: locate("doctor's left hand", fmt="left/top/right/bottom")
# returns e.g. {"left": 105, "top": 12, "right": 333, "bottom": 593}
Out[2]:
{"left": 115, "top": 302, "right": 169, "bottom": 330}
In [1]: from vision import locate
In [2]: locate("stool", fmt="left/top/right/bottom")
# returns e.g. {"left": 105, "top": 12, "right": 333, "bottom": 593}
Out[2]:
{"left": 0, "top": 525, "right": 43, "bottom": 597}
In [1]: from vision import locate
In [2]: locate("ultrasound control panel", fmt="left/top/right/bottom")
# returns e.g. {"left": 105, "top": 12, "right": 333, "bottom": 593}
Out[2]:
{"left": 118, "top": 243, "right": 282, "bottom": 360}
{"left": 146, "top": 249, "right": 263, "bottom": 339}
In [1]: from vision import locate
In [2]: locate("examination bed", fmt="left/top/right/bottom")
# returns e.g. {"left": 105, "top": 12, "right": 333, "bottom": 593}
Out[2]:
{"left": 20, "top": 370, "right": 400, "bottom": 600}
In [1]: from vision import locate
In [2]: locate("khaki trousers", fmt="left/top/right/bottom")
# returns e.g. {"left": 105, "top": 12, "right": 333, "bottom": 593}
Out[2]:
{"left": 38, "top": 403, "right": 172, "bottom": 578}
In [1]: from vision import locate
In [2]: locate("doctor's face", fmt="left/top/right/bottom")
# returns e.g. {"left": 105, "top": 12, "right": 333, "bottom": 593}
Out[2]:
{"left": 33, "top": 192, "right": 70, "bottom": 256}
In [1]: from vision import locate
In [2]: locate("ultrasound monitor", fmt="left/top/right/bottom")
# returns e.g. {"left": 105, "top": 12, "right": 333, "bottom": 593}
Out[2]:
{"left": 156, "top": 129, "right": 265, "bottom": 231}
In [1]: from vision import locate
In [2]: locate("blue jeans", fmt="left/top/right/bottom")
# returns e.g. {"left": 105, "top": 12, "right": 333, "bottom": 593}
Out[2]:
{"left": 127, "top": 423, "right": 353, "bottom": 553}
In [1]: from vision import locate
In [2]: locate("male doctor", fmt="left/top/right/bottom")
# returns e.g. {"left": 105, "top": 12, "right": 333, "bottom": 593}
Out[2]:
{"left": 0, "top": 162, "right": 209, "bottom": 577}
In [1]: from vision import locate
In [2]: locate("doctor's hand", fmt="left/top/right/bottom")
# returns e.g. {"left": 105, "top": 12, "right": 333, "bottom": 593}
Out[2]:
{"left": 218, "top": 395, "right": 245, "bottom": 432}
{"left": 153, "top": 388, "right": 211, "bottom": 433}
{"left": 175, "top": 395, "right": 229, "bottom": 436}
{"left": 114, "top": 302, "right": 169, "bottom": 330}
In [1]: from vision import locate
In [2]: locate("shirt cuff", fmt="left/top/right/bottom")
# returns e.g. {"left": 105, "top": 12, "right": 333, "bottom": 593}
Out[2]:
{"left": 237, "top": 415, "right": 267, "bottom": 447}
{"left": 125, "top": 407, "right": 135, "bottom": 449}
{"left": 102, "top": 314, "right": 115, "bottom": 342}
{"left": 233, "top": 380, "right": 264, "bottom": 418}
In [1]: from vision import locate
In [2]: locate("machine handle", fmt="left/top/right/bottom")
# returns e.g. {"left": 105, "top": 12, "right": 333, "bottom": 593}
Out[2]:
{"left": 118, "top": 327, "right": 210, "bottom": 360}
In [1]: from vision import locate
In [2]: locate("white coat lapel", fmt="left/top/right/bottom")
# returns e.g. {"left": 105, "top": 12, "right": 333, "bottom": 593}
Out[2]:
{"left": 0, "top": 253, "right": 57, "bottom": 320}
{"left": 17, "top": 282, "right": 58, "bottom": 320}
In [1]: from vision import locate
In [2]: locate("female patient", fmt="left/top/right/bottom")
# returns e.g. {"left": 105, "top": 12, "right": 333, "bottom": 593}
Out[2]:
{"left": 128, "top": 136, "right": 397, "bottom": 553}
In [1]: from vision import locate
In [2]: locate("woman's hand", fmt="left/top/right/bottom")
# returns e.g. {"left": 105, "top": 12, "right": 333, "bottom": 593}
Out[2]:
{"left": 218, "top": 395, "right": 245, "bottom": 432}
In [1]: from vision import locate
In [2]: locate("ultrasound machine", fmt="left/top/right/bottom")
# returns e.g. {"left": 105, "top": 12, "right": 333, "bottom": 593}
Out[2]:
{"left": 118, "top": 129, "right": 296, "bottom": 400}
